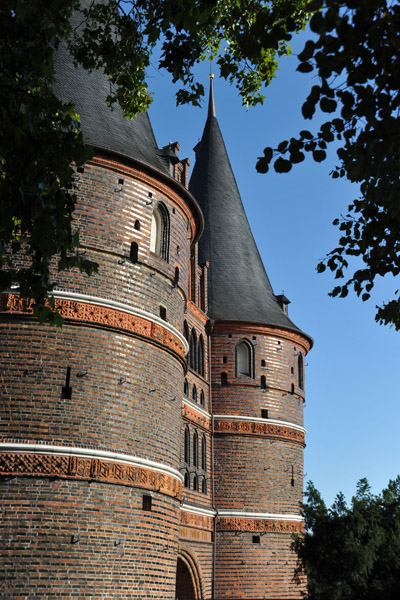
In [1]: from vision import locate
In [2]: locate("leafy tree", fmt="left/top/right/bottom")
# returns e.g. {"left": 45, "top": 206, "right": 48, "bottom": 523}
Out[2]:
{"left": 293, "top": 477, "right": 400, "bottom": 600}
{"left": 1, "top": 0, "right": 311, "bottom": 323}
{"left": 256, "top": 0, "right": 400, "bottom": 329}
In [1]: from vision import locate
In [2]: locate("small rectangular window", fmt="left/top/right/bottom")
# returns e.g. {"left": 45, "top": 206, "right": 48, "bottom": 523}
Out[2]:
{"left": 252, "top": 536, "right": 260, "bottom": 544}
{"left": 261, "top": 409, "right": 268, "bottom": 419}
{"left": 142, "top": 495, "right": 152, "bottom": 511}
{"left": 159, "top": 306, "right": 167, "bottom": 321}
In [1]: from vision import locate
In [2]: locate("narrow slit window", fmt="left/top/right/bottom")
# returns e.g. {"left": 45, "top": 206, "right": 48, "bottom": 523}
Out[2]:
{"left": 184, "top": 471, "right": 189, "bottom": 488}
{"left": 298, "top": 353, "right": 304, "bottom": 390}
{"left": 198, "top": 335, "right": 205, "bottom": 376}
{"left": 193, "top": 431, "right": 198, "bottom": 468}
{"left": 189, "top": 329, "right": 197, "bottom": 371}
{"left": 192, "top": 384, "right": 197, "bottom": 403}
{"left": 184, "top": 378, "right": 189, "bottom": 396}
{"left": 261, "top": 375, "right": 267, "bottom": 389}
{"left": 221, "top": 372, "right": 228, "bottom": 386}
{"left": 184, "top": 426, "right": 190, "bottom": 464}
{"left": 130, "top": 241, "right": 138, "bottom": 263}
{"left": 200, "top": 390, "right": 205, "bottom": 406}
{"left": 201, "top": 435, "right": 206, "bottom": 471}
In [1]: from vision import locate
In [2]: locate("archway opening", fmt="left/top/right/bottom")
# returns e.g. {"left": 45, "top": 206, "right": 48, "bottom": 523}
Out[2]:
{"left": 176, "top": 556, "right": 197, "bottom": 600}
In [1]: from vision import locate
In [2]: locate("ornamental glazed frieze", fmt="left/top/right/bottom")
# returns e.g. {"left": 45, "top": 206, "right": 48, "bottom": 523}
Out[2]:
{"left": 0, "top": 294, "right": 185, "bottom": 362}
{"left": 182, "top": 403, "right": 211, "bottom": 431}
{"left": 180, "top": 510, "right": 213, "bottom": 531}
{"left": 214, "top": 419, "right": 305, "bottom": 445}
{"left": 0, "top": 453, "right": 182, "bottom": 500}
{"left": 217, "top": 517, "right": 303, "bottom": 534}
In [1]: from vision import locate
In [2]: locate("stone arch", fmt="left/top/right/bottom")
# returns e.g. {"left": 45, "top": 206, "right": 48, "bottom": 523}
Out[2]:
{"left": 176, "top": 545, "right": 204, "bottom": 600}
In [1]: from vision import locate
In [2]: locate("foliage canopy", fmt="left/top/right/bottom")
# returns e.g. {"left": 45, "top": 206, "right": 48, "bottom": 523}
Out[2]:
{"left": 294, "top": 478, "right": 400, "bottom": 600}
{"left": 257, "top": 0, "right": 400, "bottom": 329}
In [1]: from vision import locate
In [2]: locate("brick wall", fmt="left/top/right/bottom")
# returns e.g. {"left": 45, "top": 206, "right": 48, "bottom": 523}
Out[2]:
{"left": 1, "top": 478, "right": 180, "bottom": 599}
{"left": 211, "top": 322, "right": 310, "bottom": 599}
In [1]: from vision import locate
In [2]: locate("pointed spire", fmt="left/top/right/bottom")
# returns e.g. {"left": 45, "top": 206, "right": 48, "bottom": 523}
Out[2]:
{"left": 189, "top": 85, "right": 311, "bottom": 342}
{"left": 208, "top": 68, "right": 216, "bottom": 118}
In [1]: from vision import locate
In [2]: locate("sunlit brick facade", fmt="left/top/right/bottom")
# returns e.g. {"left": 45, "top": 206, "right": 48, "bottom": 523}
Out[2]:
{"left": 0, "top": 6, "right": 312, "bottom": 598}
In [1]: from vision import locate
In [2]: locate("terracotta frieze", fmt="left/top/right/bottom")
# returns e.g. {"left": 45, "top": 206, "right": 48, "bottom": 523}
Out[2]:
{"left": 0, "top": 452, "right": 182, "bottom": 500}
{"left": 180, "top": 510, "right": 213, "bottom": 531}
{"left": 217, "top": 516, "right": 303, "bottom": 534}
{"left": 0, "top": 294, "right": 186, "bottom": 363}
{"left": 214, "top": 419, "right": 305, "bottom": 445}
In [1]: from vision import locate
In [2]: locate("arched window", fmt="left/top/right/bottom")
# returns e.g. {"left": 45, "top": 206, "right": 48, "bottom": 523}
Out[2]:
{"left": 184, "top": 470, "right": 190, "bottom": 488}
{"left": 193, "top": 431, "right": 198, "bottom": 468}
{"left": 192, "top": 384, "right": 197, "bottom": 403}
{"left": 183, "top": 320, "right": 189, "bottom": 342}
{"left": 201, "top": 435, "right": 206, "bottom": 471}
{"left": 201, "top": 478, "right": 207, "bottom": 494}
{"left": 183, "top": 378, "right": 189, "bottom": 396}
{"left": 198, "top": 335, "right": 205, "bottom": 376}
{"left": 193, "top": 474, "right": 198, "bottom": 491}
{"left": 189, "top": 329, "right": 197, "bottom": 371}
{"left": 298, "top": 353, "right": 304, "bottom": 390}
{"left": 235, "top": 339, "right": 254, "bottom": 377}
{"left": 261, "top": 375, "right": 267, "bottom": 389}
{"left": 221, "top": 372, "right": 228, "bottom": 386}
{"left": 200, "top": 390, "right": 205, "bottom": 407}
{"left": 184, "top": 426, "right": 190, "bottom": 464}
{"left": 150, "top": 202, "right": 170, "bottom": 261}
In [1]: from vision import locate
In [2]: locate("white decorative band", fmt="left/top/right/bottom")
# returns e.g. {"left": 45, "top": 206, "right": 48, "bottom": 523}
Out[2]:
{"left": 0, "top": 442, "right": 184, "bottom": 482}
{"left": 216, "top": 510, "right": 303, "bottom": 521}
{"left": 182, "top": 398, "right": 211, "bottom": 419}
{"left": 181, "top": 503, "right": 216, "bottom": 517}
{"left": 50, "top": 290, "right": 189, "bottom": 355}
{"left": 213, "top": 414, "right": 306, "bottom": 434}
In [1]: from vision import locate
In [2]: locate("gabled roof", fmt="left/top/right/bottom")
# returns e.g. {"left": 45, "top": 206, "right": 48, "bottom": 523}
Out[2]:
{"left": 189, "top": 81, "right": 311, "bottom": 341}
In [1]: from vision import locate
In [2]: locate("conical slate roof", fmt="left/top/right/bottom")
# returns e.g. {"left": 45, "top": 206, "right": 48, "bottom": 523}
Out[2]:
{"left": 190, "top": 82, "right": 309, "bottom": 337}
{"left": 53, "top": 4, "right": 167, "bottom": 174}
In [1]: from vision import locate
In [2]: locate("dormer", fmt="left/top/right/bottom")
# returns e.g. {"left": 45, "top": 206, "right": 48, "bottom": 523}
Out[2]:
{"left": 276, "top": 293, "right": 291, "bottom": 316}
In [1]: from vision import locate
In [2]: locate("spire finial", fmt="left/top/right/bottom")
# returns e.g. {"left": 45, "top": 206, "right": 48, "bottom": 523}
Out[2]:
{"left": 208, "top": 64, "right": 216, "bottom": 118}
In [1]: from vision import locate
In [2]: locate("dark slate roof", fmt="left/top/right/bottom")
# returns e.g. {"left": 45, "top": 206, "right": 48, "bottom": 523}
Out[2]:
{"left": 52, "top": 5, "right": 167, "bottom": 174}
{"left": 189, "top": 83, "right": 311, "bottom": 341}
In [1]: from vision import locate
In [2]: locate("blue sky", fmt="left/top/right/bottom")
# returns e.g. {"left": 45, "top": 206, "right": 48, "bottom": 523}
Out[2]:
{"left": 146, "top": 32, "right": 400, "bottom": 508}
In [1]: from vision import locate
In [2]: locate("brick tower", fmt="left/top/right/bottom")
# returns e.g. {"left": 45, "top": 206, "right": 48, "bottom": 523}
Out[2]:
{"left": 0, "top": 4, "right": 312, "bottom": 598}
{"left": 189, "top": 79, "right": 313, "bottom": 599}
{"left": 0, "top": 7, "right": 205, "bottom": 598}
